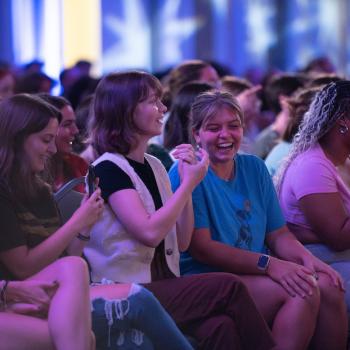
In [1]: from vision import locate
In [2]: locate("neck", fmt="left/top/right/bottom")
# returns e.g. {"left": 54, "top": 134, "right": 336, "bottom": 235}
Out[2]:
{"left": 126, "top": 138, "right": 148, "bottom": 163}
{"left": 319, "top": 132, "right": 349, "bottom": 166}
{"left": 272, "top": 110, "right": 289, "bottom": 136}
{"left": 210, "top": 159, "right": 235, "bottom": 181}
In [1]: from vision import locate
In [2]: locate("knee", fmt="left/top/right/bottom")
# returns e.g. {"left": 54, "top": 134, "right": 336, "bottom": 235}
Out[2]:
{"left": 317, "top": 273, "right": 346, "bottom": 309}
{"left": 53, "top": 256, "right": 89, "bottom": 282}
{"left": 286, "top": 284, "right": 320, "bottom": 314}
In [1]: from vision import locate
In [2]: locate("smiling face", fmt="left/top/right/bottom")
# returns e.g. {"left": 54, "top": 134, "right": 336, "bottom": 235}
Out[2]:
{"left": 194, "top": 107, "right": 243, "bottom": 165}
{"left": 55, "top": 105, "right": 79, "bottom": 154}
{"left": 133, "top": 89, "right": 167, "bottom": 139}
{"left": 23, "top": 118, "right": 59, "bottom": 173}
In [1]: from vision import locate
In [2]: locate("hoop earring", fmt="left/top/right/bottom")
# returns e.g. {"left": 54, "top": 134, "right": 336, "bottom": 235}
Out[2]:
{"left": 340, "top": 125, "right": 349, "bottom": 134}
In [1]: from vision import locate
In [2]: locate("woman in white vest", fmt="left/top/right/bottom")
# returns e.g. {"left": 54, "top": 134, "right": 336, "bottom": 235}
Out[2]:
{"left": 84, "top": 70, "right": 275, "bottom": 349}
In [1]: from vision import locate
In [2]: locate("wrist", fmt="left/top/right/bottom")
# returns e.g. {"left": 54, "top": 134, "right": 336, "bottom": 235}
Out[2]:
{"left": 68, "top": 214, "right": 84, "bottom": 235}
{"left": 181, "top": 177, "right": 197, "bottom": 191}
{"left": 257, "top": 254, "right": 270, "bottom": 274}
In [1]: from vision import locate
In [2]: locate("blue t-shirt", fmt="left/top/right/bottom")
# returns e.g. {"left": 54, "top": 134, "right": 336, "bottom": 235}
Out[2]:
{"left": 168, "top": 154, "right": 286, "bottom": 275}
{"left": 264, "top": 141, "right": 291, "bottom": 177}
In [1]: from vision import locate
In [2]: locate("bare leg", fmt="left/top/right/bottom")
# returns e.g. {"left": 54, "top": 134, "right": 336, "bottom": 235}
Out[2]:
{"left": 0, "top": 312, "right": 54, "bottom": 350}
{"left": 240, "top": 275, "right": 320, "bottom": 350}
{"left": 29, "top": 256, "right": 93, "bottom": 350}
{"left": 89, "top": 282, "right": 131, "bottom": 300}
{"left": 309, "top": 273, "right": 347, "bottom": 350}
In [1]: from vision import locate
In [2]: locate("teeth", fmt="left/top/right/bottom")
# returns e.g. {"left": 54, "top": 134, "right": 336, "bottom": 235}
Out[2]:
{"left": 218, "top": 143, "right": 232, "bottom": 148}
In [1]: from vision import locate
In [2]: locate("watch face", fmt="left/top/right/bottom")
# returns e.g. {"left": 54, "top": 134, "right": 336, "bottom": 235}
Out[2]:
{"left": 258, "top": 255, "right": 270, "bottom": 270}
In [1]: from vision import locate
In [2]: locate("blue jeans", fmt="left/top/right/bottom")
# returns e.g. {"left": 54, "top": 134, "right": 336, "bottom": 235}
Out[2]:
{"left": 91, "top": 284, "right": 193, "bottom": 350}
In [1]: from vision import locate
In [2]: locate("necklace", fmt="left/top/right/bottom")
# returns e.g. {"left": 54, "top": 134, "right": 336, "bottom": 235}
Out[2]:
{"left": 215, "top": 160, "right": 235, "bottom": 181}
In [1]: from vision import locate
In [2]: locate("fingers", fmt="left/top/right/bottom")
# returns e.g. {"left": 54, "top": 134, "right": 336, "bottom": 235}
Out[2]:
{"left": 197, "top": 148, "right": 209, "bottom": 165}
{"left": 89, "top": 187, "right": 102, "bottom": 201}
{"left": 296, "top": 269, "right": 318, "bottom": 289}
{"left": 337, "top": 274, "right": 346, "bottom": 292}
{"left": 269, "top": 259, "right": 318, "bottom": 298}
{"left": 291, "top": 272, "right": 316, "bottom": 297}
{"left": 172, "top": 144, "right": 196, "bottom": 164}
{"left": 7, "top": 302, "right": 42, "bottom": 316}
{"left": 280, "top": 279, "right": 297, "bottom": 298}
{"left": 307, "top": 258, "right": 346, "bottom": 291}
{"left": 321, "top": 267, "right": 345, "bottom": 291}
{"left": 280, "top": 272, "right": 316, "bottom": 298}
{"left": 41, "top": 280, "right": 59, "bottom": 295}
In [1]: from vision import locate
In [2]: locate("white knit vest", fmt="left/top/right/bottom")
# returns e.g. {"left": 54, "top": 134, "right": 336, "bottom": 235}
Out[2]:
{"left": 84, "top": 152, "right": 180, "bottom": 283}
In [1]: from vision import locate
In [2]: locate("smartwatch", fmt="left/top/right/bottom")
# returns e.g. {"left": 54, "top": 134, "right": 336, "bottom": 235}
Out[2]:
{"left": 257, "top": 254, "right": 270, "bottom": 272}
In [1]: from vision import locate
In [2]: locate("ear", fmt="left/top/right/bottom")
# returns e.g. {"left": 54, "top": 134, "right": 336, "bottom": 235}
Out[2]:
{"left": 279, "top": 95, "right": 289, "bottom": 110}
{"left": 192, "top": 128, "right": 201, "bottom": 146}
{"left": 336, "top": 115, "right": 347, "bottom": 127}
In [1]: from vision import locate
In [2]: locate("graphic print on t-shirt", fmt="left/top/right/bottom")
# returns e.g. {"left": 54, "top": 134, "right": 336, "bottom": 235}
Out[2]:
{"left": 234, "top": 198, "right": 252, "bottom": 250}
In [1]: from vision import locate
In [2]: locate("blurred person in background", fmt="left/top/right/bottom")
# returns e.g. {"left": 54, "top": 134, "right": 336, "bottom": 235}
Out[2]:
{"left": 0, "top": 68, "right": 15, "bottom": 101}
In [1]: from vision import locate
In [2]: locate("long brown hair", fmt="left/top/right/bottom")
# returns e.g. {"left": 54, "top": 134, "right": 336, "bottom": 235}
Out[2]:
{"left": 0, "top": 94, "right": 61, "bottom": 202}
{"left": 92, "top": 71, "right": 162, "bottom": 156}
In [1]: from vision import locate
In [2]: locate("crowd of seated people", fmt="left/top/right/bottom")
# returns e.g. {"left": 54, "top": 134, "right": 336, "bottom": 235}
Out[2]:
{"left": 1, "top": 56, "right": 350, "bottom": 349}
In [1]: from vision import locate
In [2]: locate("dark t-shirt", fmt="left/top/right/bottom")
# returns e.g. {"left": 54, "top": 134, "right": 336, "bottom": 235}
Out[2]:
{"left": 0, "top": 186, "right": 60, "bottom": 279}
{"left": 94, "top": 157, "right": 175, "bottom": 281}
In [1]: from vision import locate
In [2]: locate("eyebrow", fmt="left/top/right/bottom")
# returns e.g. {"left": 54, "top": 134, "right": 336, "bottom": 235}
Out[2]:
{"left": 205, "top": 119, "right": 241, "bottom": 126}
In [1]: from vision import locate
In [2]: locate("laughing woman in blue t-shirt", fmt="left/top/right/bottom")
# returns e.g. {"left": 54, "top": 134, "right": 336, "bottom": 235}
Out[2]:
{"left": 169, "top": 90, "right": 347, "bottom": 350}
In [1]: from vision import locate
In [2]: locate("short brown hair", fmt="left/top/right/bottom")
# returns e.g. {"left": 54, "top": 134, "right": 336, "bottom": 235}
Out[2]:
{"left": 92, "top": 71, "right": 163, "bottom": 156}
{"left": 221, "top": 76, "right": 252, "bottom": 96}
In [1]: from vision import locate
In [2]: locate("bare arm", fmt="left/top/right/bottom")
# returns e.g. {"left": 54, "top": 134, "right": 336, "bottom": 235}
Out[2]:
{"left": 266, "top": 226, "right": 344, "bottom": 290}
{"left": 108, "top": 153, "right": 208, "bottom": 248}
{"left": 189, "top": 227, "right": 266, "bottom": 274}
{"left": 286, "top": 222, "right": 321, "bottom": 244}
{"left": 266, "top": 226, "right": 312, "bottom": 264}
{"left": 189, "top": 227, "right": 322, "bottom": 297}
{"left": 299, "top": 192, "right": 350, "bottom": 251}
{"left": 172, "top": 146, "right": 207, "bottom": 251}
{"left": 175, "top": 197, "right": 194, "bottom": 252}
{"left": 0, "top": 191, "right": 103, "bottom": 279}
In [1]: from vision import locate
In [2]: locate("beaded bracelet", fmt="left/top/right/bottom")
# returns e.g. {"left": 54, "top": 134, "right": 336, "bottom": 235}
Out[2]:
{"left": 77, "top": 232, "right": 90, "bottom": 241}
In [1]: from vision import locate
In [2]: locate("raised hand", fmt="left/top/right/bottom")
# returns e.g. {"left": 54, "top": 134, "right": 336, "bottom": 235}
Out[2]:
{"left": 70, "top": 188, "right": 104, "bottom": 232}
{"left": 171, "top": 144, "right": 197, "bottom": 164}
{"left": 181, "top": 147, "right": 209, "bottom": 188}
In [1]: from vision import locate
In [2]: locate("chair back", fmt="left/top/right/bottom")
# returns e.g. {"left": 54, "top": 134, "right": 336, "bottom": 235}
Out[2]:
{"left": 54, "top": 177, "right": 85, "bottom": 224}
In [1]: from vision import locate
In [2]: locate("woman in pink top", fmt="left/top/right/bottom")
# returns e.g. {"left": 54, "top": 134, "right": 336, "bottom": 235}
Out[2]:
{"left": 276, "top": 80, "right": 350, "bottom": 338}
